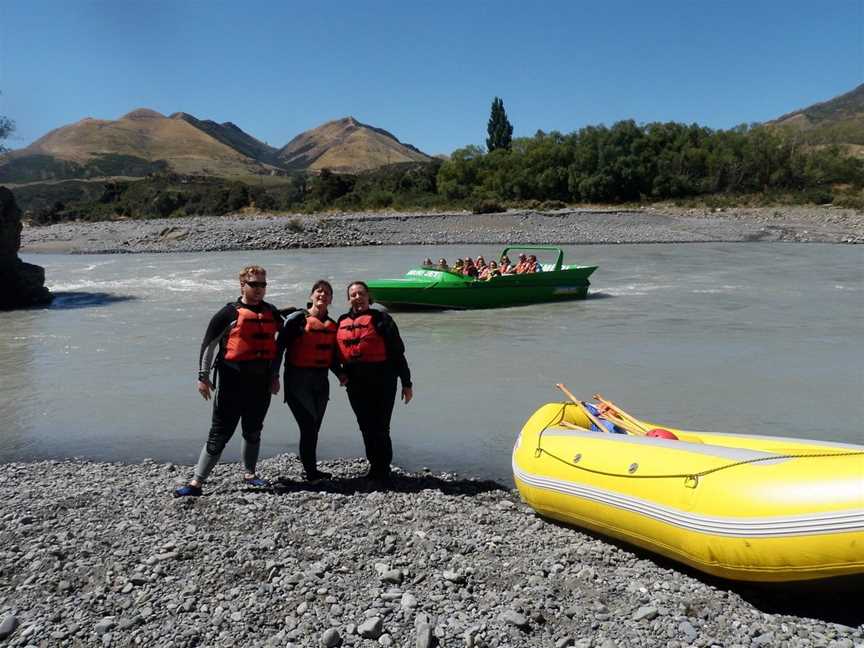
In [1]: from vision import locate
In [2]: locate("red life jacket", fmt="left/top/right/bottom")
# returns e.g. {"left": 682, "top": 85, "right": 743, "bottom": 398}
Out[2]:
{"left": 223, "top": 304, "right": 279, "bottom": 362}
{"left": 287, "top": 315, "right": 337, "bottom": 368}
{"left": 337, "top": 312, "right": 387, "bottom": 364}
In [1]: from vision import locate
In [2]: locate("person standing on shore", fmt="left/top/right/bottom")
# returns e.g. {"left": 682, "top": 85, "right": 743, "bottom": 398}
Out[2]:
{"left": 174, "top": 265, "right": 281, "bottom": 497}
{"left": 337, "top": 281, "right": 412, "bottom": 484}
{"left": 271, "top": 280, "right": 345, "bottom": 481}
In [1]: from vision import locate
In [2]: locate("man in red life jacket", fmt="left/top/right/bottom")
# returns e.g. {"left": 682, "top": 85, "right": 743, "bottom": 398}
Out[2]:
{"left": 174, "top": 265, "right": 282, "bottom": 497}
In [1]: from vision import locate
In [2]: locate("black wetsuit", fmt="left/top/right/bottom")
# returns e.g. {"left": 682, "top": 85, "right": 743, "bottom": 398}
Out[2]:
{"left": 272, "top": 310, "right": 343, "bottom": 474}
{"left": 338, "top": 308, "right": 411, "bottom": 479}
{"left": 197, "top": 300, "right": 281, "bottom": 471}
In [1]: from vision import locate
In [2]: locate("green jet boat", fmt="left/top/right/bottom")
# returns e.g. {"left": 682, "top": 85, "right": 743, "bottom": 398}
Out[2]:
{"left": 366, "top": 246, "right": 597, "bottom": 310}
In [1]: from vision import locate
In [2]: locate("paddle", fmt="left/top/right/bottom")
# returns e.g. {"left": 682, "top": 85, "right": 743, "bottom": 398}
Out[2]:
{"left": 593, "top": 393, "right": 650, "bottom": 436}
{"left": 556, "top": 383, "right": 613, "bottom": 434}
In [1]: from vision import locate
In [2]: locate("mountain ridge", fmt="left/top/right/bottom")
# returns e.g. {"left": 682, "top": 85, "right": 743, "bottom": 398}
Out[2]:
{"left": 0, "top": 110, "right": 432, "bottom": 182}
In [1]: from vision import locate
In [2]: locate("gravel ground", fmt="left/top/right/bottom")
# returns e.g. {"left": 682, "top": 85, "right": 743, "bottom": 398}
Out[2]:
{"left": 19, "top": 206, "right": 864, "bottom": 254}
{"left": 1, "top": 456, "right": 862, "bottom": 647}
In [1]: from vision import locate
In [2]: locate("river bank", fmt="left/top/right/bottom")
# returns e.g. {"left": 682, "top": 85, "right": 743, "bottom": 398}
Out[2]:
{"left": 0, "top": 456, "right": 861, "bottom": 647}
{"left": 20, "top": 205, "right": 864, "bottom": 254}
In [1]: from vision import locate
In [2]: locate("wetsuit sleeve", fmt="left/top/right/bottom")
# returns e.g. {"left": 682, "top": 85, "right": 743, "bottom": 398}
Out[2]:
{"left": 272, "top": 310, "right": 306, "bottom": 376}
{"left": 328, "top": 316, "right": 345, "bottom": 379}
{"left": 198, "top": 304, "right": 237, "bottom": 382}
{"left": 376, "top": 311, "right": 412, "bottom": 388}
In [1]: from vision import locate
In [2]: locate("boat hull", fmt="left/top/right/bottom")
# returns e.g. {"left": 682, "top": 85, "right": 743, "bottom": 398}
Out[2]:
{"left": 513, "top": 403, "right": 864, "bottom": 582}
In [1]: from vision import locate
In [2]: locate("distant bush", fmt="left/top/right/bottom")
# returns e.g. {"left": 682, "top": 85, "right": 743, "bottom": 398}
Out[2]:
{"left": 472, "top": 199, "right": 505, "bottom": 214}
{"left": 833, "top": 188, "right": 864, "bottom": 209}
{"left": 539, "top": 199, "right": 567, "bottom": 210}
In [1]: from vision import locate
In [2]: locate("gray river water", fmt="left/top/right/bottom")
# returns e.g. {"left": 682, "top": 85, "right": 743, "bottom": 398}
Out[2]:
{"left": 2, "top": 243, "right": 862, "bottom": 483}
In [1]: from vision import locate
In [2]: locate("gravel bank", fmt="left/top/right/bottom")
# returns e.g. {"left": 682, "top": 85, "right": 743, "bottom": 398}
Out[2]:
{"left": 1, "top": 456, "right": 862, "bottom": 647}
{"left": 20, "top": 206, "right": 864, "bottom": 254}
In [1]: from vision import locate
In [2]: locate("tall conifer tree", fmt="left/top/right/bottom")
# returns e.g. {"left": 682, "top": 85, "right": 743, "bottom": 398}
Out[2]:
{"left": 486, "top": 97, "right": 513, "bottom": 152}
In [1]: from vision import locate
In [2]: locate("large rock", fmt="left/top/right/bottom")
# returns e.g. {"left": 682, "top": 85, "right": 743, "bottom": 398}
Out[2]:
{"left": 0, "top": 186, "right": 52, "bottom": 309}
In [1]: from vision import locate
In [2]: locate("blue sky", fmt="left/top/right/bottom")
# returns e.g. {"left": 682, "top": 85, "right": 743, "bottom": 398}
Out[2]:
{"left": 1, "top": 0, "right": 861, "bottom": 156}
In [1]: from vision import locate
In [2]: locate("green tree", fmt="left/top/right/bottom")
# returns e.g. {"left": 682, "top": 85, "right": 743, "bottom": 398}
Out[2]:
{"left": 0, "top": 114, "right": 13, "bottom": 153}
{"left": 486, "top": 97, "right": 513, "bottom": 152}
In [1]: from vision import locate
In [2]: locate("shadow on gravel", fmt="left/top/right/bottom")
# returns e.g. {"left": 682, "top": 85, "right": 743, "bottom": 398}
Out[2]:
{"left": 733, "top": 577, "right": 864, "bottom": 628}
{"left": 539, "top": 515, "right": 864, "bottom": 627}
{"left": 49, "top": 291, "right": 138, "bottom": 309}
{"left": 270, "top": 473, "right": 510, "bottom": 497}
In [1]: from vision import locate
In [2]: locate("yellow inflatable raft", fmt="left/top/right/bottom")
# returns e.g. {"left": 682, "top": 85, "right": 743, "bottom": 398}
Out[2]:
{"left": 513, "top": 401, "right": 864, "bottom": 582}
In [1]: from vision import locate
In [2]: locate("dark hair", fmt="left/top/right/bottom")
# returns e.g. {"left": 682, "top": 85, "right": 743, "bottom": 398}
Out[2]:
{"left": 310, "top": 279, "right": 333, "bottom": 296}
{"left": 346, "top": 280, "right": 373, "bottom": 304}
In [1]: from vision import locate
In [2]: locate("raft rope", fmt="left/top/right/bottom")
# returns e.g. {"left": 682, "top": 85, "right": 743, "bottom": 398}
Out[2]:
{"left": 533, "top": 402, "right": 864, "bottom": 485}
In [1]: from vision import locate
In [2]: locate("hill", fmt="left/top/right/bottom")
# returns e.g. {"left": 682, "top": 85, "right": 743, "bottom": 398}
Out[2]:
{"left": 278, "top": 116, "right": 431, "bottom": 173}
{"left": 0, "top": 111, "right": 433, "bottom": 183}
{"left": 768, "top": 84, "right": 864, "bottom": 150}
{"left": 0, "top": 109, "right": 280, "bottom": 183}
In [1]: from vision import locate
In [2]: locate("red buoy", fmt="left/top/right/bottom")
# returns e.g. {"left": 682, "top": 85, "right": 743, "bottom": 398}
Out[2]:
{"left": 647, "top": 428, "right": 678, "bottom": 440}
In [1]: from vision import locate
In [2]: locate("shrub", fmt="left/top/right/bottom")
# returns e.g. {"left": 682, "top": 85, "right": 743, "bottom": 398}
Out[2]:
{"left": 539, "top": 199, "right": 567, "bottom": 210}
{"left": 472, "top": 199, "right": 505, "bottom": 214}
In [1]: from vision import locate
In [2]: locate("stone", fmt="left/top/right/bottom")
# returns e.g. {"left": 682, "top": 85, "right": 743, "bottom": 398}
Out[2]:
{"left": 321, "top": 627, "right": 342, "bottom": 647}
{"left": 498, "top": 610, "right": 529, "bottom": 628}
{"left": 380, "top": 569, "right": 403, "bottom": 584}
{"left": 442, "top": 569, "right": 464, "bottom": 583}
{"left": 633, "top": 605, "right": 659, "bottom": 621}
{"left": 358, "top": 616, "right": 383, "bottom": 639}
{"left": 94, "top": 617, "right": 116, "bottom": 635}
{"left": 0, "top": 187, "right": 52, "bottom": 309}
{"left": 0, "top": 614, "right": 19, "bottom": 640}
{"left": 416, "top": 623, "right": 435, "bottom": 648}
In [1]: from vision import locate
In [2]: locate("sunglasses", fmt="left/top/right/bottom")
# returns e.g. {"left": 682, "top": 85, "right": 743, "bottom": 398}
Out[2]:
{"left": 244, "top": 281, "right": 267, "bottom": 289}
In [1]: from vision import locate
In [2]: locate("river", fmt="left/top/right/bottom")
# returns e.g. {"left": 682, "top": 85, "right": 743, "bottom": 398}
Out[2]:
{"left": 2, "top": 243, "right": 862, "bottom": 483}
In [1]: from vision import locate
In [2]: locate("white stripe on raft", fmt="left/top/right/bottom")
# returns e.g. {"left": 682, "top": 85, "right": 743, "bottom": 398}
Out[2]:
{"left": 512, "top": 454, "right": 864, "bottom": 538}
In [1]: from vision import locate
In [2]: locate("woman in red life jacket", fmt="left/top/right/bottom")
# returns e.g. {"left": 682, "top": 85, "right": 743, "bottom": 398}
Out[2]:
{"left": 175, "top": 265, "right": 282, "bottom": 497}
{"left": 499, "top": 254, "right": 513, "bottom": 274}
{"left": 271, "top": 280, "right": 344, "bottom": 481}
{"left": 337, "top": 281, "right": 412, "bottom": 484}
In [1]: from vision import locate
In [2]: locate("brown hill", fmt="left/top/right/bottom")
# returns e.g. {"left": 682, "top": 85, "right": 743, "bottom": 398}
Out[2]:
{"left": 169, "top": 112, "right": 281, "bottom": 166}
{"left": 768, "top": 84, "right": 864, "bottom": 151}
{"left": 1, "top": 108, "right": 278, "bottom": 181}
{"left": 278, "top": 116, "right": 431, "bottom": 173}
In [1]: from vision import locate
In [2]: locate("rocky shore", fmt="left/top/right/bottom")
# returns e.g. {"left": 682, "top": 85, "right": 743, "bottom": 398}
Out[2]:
{"left": 19, "top": 205, "right": 864, "bottom": 254}
{"left": 1, "top": 456, "right": 862, "bottom": 647}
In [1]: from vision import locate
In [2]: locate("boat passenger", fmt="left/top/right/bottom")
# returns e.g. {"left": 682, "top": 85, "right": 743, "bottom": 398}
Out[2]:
{"left": 174, "top": 265, "right": 282, "bottom": 497}
{"left": 422, "top": 257, "right": 434, "bottom": 268}
{"left": 499, "top": 255, "right": 513, "bottom": 274}
{"left": 272, "top": 280, "right": 345, "bottom": 482}
{"left": 437, "top": 258, "right": 449, "bottom": 270}
{"left": 337, "top": 281, "right": 413, "bottom": 485}
{"left": 463, "top": 258, "right": 479, "bottom": 278}
{"left": 527, "top": 254, "right": 542, "bottom": 273}
{"left": 451, "top": 259, "right": 465, "bottom": 274}
{"left": 481, "top": 260, "right": 501, "bottom": 280}
{"left": 514, "top": 253, "right": 529, "bottom": 274}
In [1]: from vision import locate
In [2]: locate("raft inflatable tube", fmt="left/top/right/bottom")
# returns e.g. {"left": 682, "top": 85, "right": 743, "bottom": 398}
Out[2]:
{"left": 512, "top": 402, "right": 864, "bottom": 582}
